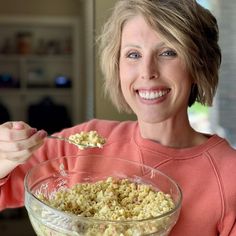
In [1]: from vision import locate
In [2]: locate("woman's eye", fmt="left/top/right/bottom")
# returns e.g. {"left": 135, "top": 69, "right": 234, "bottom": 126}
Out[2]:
{"left": 127, "top": 52, "right": 141, "bottom": 59}
{"left": 160, "top": 50, "right": 177, "bottom": 57}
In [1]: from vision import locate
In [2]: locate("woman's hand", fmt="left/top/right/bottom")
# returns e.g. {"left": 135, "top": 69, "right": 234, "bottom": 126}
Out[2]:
{"left": 0, "top": 121, "right": 47, "bottom": 178}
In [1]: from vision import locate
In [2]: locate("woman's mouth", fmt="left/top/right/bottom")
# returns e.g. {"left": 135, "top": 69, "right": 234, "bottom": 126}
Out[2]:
{"left": 137, "top": 89, "right": 171, "bottom": 100}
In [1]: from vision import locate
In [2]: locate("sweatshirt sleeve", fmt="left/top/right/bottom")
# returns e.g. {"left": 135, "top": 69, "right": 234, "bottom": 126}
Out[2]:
{"left": 0, "top": 121, "right": 90, "bottom": 211}
{"left": 214, "top": 145, "right": 236, "bottom": 236}
{"left": 230, "top": 223, "right": 236, "bottom": 235}
{"left": 0, "top": 175, "right": 10, "bottom": 187}
{"left": 218, "top": 215, "right": 236, "bottom": 236}
{"left": 0, "top": 154, "right": 42, "bottom": 211}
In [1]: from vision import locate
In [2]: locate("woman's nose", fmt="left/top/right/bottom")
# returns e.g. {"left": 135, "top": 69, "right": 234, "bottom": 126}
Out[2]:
{"left": 141, "top": 57, "right": 159, "bottom": 80}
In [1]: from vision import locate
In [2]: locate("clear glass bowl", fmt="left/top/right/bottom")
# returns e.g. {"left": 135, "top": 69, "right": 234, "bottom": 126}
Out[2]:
{"left": 24, "top": 155, "right": 182, "bottom": 236}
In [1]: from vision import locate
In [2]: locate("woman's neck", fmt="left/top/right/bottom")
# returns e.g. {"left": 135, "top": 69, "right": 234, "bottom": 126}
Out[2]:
{"left": 138, "top": 119, "right": 208, "bottom": 149}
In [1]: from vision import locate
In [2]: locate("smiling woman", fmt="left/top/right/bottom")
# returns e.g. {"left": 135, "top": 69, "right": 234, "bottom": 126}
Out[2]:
{"left": 119, "top": 15, "right": 192, "bottom": 131}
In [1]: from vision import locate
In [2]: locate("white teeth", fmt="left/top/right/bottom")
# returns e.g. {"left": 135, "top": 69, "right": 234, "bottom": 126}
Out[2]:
{"left": 138, "top": 90, "right": 169, "bottom": 100}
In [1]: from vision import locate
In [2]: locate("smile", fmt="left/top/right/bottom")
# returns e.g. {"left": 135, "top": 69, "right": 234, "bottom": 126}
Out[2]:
{"left": 138, "top": 89, "right": 170, "bottom": 100}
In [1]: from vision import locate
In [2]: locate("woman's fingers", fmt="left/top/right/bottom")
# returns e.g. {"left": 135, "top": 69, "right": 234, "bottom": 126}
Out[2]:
{"left": 0, "top": 121, "right": 36, "bottom": 141}
{"left": 0, "top": 121, "right": 47, "bottom": 163}
{"left": 0, "top": 130, "right": 47, "bottom": 152}
{"left": 4, "top": 142, "right": 44, "bottom": 163}
{"left": 0, "top": 121, "right": 47, "bottom": 178}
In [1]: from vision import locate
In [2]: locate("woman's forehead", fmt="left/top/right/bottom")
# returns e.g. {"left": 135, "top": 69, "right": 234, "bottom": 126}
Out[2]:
{"left": 121, "top": 15, "right": 177, "bottom": 50}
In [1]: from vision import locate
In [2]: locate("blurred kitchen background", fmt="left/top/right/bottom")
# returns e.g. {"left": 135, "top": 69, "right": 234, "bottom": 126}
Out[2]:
{"left": 0, "top": 0, "right": 235, "bottom": 235}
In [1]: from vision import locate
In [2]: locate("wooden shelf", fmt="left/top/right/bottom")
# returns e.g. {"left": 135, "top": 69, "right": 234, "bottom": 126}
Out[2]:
{"left": 0, "top": 16, "right": 81, "bottom": 127}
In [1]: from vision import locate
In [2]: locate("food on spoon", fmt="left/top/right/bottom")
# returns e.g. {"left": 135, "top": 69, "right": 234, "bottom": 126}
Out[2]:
{"left": 68, "top": 131, "right": 106, "bottom": 150}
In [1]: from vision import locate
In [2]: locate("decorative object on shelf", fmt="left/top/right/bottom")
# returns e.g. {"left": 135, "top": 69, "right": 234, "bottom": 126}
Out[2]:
{"left": 62, "top": 37, "right": 72, "bottom": 54}
{"left": 35, "top": 39, "right": 47, "bottom": 55}
{"left": 27, "top": 68, "right": 47, "bottom": 88}
{"left": 0, "top": 73, "right": 19, "bottom": 88}
{"left": 46, "top": 40, "right": 60, "bottom": 55}
{"left": 16, "top": 31, "right": 33, "bottom": 54}
{"left": 0, "top": 38, "right": 13, "bottom": 54}
{"left": 54, "top": 75, "right": 71, "bottom": 88}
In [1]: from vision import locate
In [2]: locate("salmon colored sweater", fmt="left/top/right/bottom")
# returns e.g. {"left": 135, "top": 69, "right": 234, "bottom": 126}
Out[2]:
{"left": 0, "top": 119, "right": 236, "bottom": 236}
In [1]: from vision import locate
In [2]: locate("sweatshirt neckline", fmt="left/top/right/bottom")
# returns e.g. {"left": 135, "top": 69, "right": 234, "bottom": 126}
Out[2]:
{"left": 133, "top": 122, "right": 225, "bottom": 158}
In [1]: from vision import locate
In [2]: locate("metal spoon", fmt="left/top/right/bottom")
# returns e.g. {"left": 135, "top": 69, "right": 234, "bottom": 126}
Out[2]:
{"left": 47, "top": 135, "right": 98, "bottom": 149}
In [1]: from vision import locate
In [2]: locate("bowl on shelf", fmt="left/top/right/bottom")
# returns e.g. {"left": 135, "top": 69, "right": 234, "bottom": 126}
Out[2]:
{"left": 24, "top": 155, "right": 182, "bottom": 236}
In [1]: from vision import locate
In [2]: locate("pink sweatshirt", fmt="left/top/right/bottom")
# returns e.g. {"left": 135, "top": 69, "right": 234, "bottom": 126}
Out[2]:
{"left": 0, "top": 119, "right": 236, "bottom": 236}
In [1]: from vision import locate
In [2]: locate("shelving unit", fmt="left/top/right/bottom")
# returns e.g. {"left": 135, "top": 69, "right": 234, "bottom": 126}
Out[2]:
{"left": 0, "top": 16, "right": 81, "bottom": 131}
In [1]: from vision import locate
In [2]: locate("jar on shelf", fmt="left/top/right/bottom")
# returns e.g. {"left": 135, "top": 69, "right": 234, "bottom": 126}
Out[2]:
{"left": 16, "top": 32, "right": 32, "bottom": 54}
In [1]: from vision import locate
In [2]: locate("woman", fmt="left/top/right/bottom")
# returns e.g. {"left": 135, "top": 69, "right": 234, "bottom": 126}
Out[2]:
{"left": 0, "top": 0, "right": 235, "bottom": 235}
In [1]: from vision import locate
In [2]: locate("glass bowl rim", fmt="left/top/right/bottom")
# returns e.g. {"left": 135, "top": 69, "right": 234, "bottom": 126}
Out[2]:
{"left": 24, "top": 154, "right": 182, "bottom": 224}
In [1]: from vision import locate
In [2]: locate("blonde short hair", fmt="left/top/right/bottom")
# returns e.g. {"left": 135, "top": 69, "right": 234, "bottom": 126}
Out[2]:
{"left": 98, "top": 0, "right": 221, "bottom": 113}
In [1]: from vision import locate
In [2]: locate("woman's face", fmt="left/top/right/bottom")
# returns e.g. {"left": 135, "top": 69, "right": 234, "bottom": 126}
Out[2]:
{"left": 119, "top": 15, "right": 192, "bottom": 124}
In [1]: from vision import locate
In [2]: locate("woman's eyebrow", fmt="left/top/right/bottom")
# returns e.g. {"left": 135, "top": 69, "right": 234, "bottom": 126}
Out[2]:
{"left": 121, "top": 42, "right": 167, "bottom": 49}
